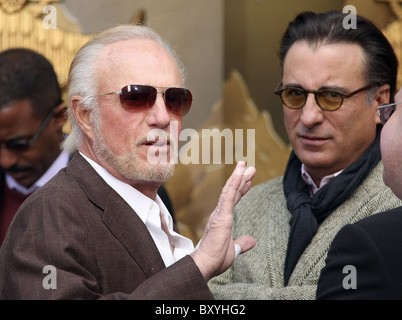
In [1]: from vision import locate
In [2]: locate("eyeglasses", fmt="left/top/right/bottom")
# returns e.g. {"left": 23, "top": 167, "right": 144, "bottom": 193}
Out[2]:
{"left": 274, "top": 83, "right": 376, "bottom": 111}
{"left": 378, "top": 101, "right": 402, "bottom": 124}
{"left": 0, "top": 107, "right": 56, "bottom": 152}
{"left": 98, "top": 84, "right": 193, "bottom": 117}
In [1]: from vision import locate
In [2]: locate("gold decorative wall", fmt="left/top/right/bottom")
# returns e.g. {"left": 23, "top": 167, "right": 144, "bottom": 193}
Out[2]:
{"left": 379, "top": 0, "right": 402, "bottom": 88}
{"left": 0, "top": 0, "right": 93, "bottom": 92}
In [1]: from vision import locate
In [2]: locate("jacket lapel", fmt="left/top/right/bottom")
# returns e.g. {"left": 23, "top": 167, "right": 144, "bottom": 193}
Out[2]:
{"left": 66, "top": 152, "right": 166, "bottom": 277}
{"left": 101, "top": 201, "right": 167, "bottom": 277}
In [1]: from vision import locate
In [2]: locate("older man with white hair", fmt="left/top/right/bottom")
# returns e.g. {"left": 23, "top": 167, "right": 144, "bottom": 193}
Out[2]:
{"left": 0, "top": 25, "right": 256, "bottom": 300}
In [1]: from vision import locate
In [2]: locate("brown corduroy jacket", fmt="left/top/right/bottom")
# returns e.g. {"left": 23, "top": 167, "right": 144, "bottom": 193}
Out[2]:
{"left": 0, "top": 151, "right": 213, "bottom": 300}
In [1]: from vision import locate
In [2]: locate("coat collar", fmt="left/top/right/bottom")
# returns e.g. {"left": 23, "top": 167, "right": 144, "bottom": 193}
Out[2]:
{"left": 65, "top": 151, "right": 166, "bottom": 277}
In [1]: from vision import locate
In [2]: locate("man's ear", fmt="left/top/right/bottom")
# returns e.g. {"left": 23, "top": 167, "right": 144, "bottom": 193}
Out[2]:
{"left": 373, "top": 84, "right": 390, "bottom": 125}
{"left": 70, "top": 96, "right": 95, "bottom": 141}
{"left": 373, "top": 84, "right": 391, "bottom": 107}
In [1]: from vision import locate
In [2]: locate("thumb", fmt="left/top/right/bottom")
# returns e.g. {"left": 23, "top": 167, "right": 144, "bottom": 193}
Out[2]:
{"left": 234, "top": 235, "right": 256, "bottom": 257}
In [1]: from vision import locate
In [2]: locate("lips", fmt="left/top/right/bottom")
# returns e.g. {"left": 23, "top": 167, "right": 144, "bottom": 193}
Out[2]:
{"left": 144, "top": 139, "right": 170, "bottom": 147}
{"left": 300, "top": 134, "right": 326, "bottom": 141}
{"left": 299, "top": 134, "right": 329, "bottom": 146}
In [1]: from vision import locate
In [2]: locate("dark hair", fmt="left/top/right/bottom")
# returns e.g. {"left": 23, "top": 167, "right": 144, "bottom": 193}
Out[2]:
{"left": 0, "top": 48, "right": 62, "bottom": 118}
{"left": 279, "top": 11, "right": 399, "bottom": 102}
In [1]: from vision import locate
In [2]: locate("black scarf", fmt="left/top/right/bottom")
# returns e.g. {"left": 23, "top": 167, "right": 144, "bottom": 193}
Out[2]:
{"left": 282, "top": 126, "right": 382, "bottom": 285}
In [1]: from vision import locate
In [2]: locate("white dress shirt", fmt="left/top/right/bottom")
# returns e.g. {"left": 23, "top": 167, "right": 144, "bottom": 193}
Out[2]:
{"left": 80, "top": 152, "right": 195, "bottom": 267}
{"left": 6, "top": 151, "right": 70, "bottom": 195}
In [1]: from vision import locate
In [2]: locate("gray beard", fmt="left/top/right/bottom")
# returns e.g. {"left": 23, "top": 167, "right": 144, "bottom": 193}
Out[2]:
{"left": 92, "top": 121, "right": 175, "bottom": 184}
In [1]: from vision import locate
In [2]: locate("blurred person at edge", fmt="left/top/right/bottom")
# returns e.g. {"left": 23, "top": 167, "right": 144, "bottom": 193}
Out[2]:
{"left": 0, "top": 48, "right": 67, "bottom": 246}
{"left": 209, "top": 11, "right": 402, "bottom": 300}
{"left": 317, "top": 87, "right": 402, "bottom": 300}
{"left": 0, "top": 25, "right": 256, "bottom": 299}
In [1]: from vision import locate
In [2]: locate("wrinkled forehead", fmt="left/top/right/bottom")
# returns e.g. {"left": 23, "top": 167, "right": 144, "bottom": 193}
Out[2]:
{"left": 282, "top": 41, "right": 367, "bottom": 87}
{"left": 95, "top": 39, "right": 182, "bottom": 91}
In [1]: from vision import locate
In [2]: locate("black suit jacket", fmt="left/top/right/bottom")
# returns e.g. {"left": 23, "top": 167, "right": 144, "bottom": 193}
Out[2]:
{"left": 0, "top": 152, "right": 212, "bottom": 299}
{"left": 317, "top": 206, "right": 402, "bottom": 300}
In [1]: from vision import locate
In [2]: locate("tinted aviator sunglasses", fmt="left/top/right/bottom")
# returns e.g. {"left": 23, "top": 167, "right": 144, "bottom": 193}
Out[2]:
{"left": 98, "top": 84, "right": 193, "bottom": 117}
{"left": 378, "top": 101, "right": 402, "bottom": 124}
{"left": 274, "top": 83, "right": 376, "bottom": 111}
{"left": 0, "top": 106, "right": 56, "bottom": 152}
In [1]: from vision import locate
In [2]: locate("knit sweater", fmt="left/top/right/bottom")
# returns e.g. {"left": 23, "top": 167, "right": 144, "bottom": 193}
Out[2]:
{"left": 208, "top": 162, "right": 402, "bottom": 300}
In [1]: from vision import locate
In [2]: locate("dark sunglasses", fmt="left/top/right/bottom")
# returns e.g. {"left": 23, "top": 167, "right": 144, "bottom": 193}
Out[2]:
{"left": 0, "top": 107, "right": 56, "bottom": 152}
{"left": 378, "top": 101, "right": 402, "bottom": 124}
{"left": 274, "top": 83, "right": 376, "bottom": 111}
{"left": 98, "top": 84, "right": 193, "bottom": 117}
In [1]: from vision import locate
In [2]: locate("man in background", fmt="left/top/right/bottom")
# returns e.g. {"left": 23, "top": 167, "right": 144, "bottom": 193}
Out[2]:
{"left": 0, "top": 48, "right": 68, "bottom": 245}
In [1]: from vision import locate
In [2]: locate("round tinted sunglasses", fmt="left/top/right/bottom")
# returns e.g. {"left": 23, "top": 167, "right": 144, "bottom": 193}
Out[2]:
{"left": 274, "top": 83, "right": 376, "bottom": 111}
{"left": 378, "top": 101, "right": 402, "bottom": 124}
{"left": 98, "top": 84, "right": 193, "bottom": 117}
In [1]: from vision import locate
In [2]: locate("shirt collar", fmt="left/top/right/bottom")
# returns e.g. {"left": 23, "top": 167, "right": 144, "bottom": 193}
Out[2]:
{"left": 79, "top": 152, "right": 171, "bottom": 227}
{"left": 301, "top": 163, "right": 343, "bottom": 196}
{"left": 5, "top": 150, "right": 70, "bottom": 195}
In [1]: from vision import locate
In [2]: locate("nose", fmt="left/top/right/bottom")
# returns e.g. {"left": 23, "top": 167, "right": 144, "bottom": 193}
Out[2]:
{"left": 299, "top": 93, "right": 325, "bottom": 128}
{"left": 147, "top": 93, "right": 172, "bottom": 129}
{"left": 0, "top": 147, "right": 19, "bottom": 170}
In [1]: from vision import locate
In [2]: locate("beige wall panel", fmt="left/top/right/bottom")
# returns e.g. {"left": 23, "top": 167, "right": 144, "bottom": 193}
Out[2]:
{"left": 63, "top": 0, "right": 224, "bottom": 131}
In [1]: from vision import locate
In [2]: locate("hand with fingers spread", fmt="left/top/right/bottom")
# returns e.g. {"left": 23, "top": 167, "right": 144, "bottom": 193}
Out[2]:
{"left": 191, "top": 161, "right": 256, "bottom": 282}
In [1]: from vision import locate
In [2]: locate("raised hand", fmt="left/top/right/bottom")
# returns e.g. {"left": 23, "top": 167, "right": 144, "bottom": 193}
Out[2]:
{"left": 191, "top": 161, "right": 256, "bottom": 281}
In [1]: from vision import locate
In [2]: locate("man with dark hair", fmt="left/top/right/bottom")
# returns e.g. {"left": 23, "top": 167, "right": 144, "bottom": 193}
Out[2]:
{"left": 0, "top": 48, "right": 67, "bottom": 245}
{"left": 209, "top": 11, "right": 401, "bottom": 299}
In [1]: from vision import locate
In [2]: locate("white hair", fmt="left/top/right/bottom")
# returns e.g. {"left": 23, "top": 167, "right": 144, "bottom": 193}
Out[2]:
{"left": 62, "top": 24, "right": 186, "bottom": 153}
